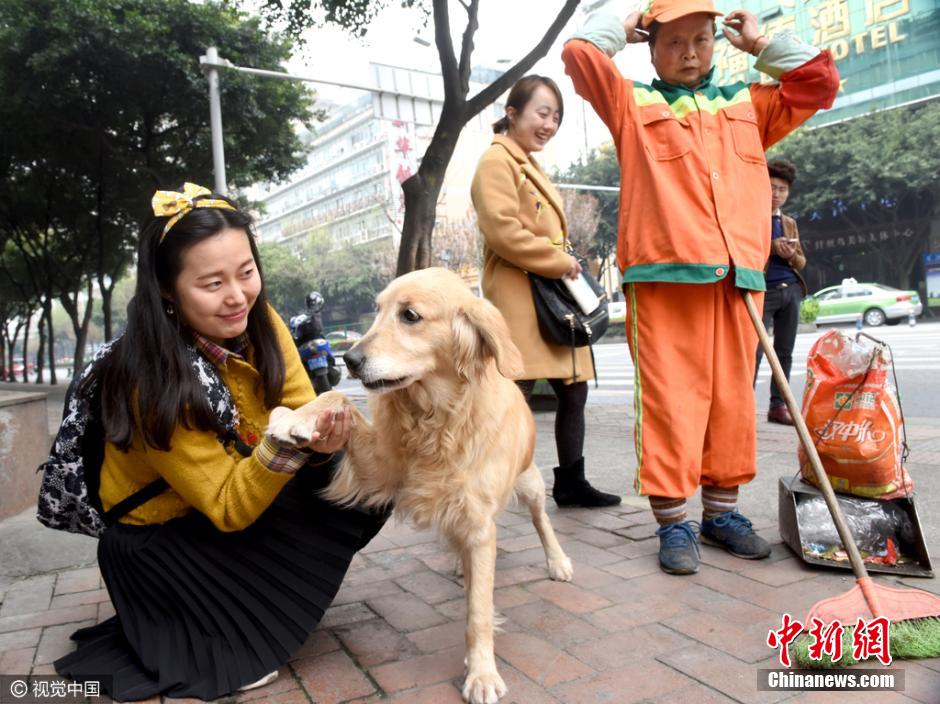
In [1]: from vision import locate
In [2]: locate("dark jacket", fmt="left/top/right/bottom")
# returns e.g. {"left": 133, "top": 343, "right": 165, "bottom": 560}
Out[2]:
{"left": 765, "top": 213, "right": 808, "bottom": 295}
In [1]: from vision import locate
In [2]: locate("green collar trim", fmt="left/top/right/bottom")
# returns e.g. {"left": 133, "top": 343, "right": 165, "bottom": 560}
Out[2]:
{"left": 634, "top": 83, "right": 752, "bottom": 119}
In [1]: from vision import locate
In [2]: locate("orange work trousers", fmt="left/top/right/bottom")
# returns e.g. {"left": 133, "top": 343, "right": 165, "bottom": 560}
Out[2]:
{"left": 624, "top": 278, "right": 764, "bottom": 499}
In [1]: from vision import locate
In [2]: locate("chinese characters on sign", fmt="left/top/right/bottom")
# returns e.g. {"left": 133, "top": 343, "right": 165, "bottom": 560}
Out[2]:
{"left": 714, "top": 0, "right": 913, "bottom": 85}
{"left": 767, "top": 613, "right": 892, "bottom": 667}
{"left": 804, "top": 226, "right": 915, "bottom": 252}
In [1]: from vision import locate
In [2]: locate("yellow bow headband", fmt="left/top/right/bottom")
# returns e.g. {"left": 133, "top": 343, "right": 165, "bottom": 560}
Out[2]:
{"left": 151, "top": 182, "right": 236, "bottom": 241}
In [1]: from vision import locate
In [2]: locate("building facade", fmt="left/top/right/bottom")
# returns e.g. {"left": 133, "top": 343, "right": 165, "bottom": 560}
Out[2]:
{"left": 253, "top": 63, "right": 505, "bottom": 254}
{"left": 712, "top": 0, "right": 940, "bottom": 125}
{"left": 253, "top": 93, "right": 406, "bottom": 248}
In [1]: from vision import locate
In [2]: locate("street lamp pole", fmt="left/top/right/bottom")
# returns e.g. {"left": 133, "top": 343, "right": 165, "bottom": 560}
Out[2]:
{"left": 202, "top": 47, "right": 228, "bottom": 195}
{"left": 198, "top": 48, "right": 436, "bottom": 196}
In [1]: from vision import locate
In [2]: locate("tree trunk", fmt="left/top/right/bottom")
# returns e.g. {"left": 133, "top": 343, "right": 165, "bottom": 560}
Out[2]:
{"left": 100, "top": 278, "right": 114, "bottom": 341}
{"left": 48, "top": 302, "right": 59, "bottom": 384}
{"left": 19, "top": 309, "right": 32, "bottom": 383}
{"left": 393, "top": 0, "right": 581, "bottom": 276}
{"left": 44, "top": 298, "right": 56, "bottom": 385}
{"left": 36, "top": 307, "right": 46, "bottom": 384}
{"left": 74, "top": 279, "right": 95, "bottom": 373}
{"left": 3, "top": 321, "right": 16, "bottom": 382}
{"left": 397, "top": 174, "right": 439, "bottom": 275}
{"left": 396, "top": 111, "right": 463, "bottom": 275}
{"left": 0, "top": 320, "right": 5, "bottom": 380}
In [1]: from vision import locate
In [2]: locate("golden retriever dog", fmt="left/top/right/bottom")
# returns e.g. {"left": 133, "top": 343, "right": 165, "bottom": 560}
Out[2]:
{"left": 266, "top": 267, "right": 573, "bottom": 704}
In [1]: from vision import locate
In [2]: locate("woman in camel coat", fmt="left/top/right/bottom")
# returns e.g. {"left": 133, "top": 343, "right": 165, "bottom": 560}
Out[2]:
{"left": 471, "top": 75, "right": 619, "bottom": 509}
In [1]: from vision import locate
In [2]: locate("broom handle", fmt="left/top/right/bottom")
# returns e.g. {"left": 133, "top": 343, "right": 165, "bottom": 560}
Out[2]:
{"left": 743, "top": 291, "right": 873, "bottom": 585}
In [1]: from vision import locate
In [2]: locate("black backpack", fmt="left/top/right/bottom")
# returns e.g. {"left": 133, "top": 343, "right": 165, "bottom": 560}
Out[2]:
{"left": 36, "top": 341, "right": 240, "bottom": 538}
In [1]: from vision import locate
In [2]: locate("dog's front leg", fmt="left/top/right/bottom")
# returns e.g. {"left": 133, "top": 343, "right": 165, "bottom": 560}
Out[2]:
{"left": 460, "top": 521, "right": 506, "bottom": 704}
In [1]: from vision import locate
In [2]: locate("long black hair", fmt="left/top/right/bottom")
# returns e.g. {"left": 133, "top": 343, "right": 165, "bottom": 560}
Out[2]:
{"left": 89, "top": 192, "right": 286, "bottom": 452}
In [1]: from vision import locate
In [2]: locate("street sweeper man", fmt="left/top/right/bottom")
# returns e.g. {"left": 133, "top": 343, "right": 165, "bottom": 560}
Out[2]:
{"left": 562, "top": 0, "right": 839, "bottom": 575}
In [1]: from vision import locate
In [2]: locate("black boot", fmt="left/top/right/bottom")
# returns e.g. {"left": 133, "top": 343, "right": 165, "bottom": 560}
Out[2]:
{"left": 551, "top": 458, "right": 621, "bottom": 508}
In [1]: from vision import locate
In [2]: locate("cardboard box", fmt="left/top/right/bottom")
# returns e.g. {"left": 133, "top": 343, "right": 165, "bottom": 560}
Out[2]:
{"left": 778, "top": 475, "right": 933, "bottom": 578}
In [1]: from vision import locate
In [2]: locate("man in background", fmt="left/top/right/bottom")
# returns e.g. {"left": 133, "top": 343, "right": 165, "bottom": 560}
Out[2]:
{"left": 756, "top": 158, "right": 807, "bottom": 426}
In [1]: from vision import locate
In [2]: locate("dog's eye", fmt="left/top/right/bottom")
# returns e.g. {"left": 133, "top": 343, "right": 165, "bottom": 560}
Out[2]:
{"left": 400, "top": 308, "right": 422, "bottom": 324}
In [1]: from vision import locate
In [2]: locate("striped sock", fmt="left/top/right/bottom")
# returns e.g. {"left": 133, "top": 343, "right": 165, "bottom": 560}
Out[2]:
{"left": 701, "top": 485, "right": 739, "bottom": 520}
{"left": 649, "top": 496, "right": 688, "bottom": 526}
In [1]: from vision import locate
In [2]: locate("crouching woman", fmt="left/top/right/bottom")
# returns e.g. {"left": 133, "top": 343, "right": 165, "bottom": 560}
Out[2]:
{"left": 55, "top": 184, "right": 386, "bottom": 701}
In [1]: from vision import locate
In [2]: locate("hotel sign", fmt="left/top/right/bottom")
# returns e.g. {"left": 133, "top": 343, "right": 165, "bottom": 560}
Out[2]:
{"left": 713, "top": 1, "right": 940, "bottom": 124}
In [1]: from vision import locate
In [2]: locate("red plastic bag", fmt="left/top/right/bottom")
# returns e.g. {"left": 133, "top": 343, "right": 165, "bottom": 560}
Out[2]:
{"left": 799, "top": 330, "right": 912, "bottom": 499}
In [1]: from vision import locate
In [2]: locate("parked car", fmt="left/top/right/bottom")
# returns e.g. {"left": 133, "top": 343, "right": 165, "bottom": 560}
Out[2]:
{"left": 1, "top": 360, "right": 34, "bottom": 378}
{"left": 810, "top": 280, "right": 923, "bottom": 327}
{"left": 325, "top": 329, "right": 363, "bottom": 354}
{"left": 607, "top": 301, "right": 626, "bottom": 324}
{"left": 607, "top": 291, "right": 626, "bottom": 324}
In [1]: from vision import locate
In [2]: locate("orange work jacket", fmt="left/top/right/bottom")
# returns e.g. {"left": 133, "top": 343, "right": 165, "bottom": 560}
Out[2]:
{"left": 562, "top": 29, "right": 839, "bottom": 291}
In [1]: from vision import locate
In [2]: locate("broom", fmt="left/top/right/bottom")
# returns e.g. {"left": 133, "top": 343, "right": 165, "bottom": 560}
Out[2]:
{"left": 743, "top": 291, "right": 940, "bottom": 668}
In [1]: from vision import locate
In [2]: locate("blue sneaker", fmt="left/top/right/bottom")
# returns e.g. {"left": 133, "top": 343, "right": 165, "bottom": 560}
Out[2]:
{"left": 701, "top": 511, "right": 771, "bottom": 559}
{"left": 655, "top": 521, "right": 700, "bottom": 575}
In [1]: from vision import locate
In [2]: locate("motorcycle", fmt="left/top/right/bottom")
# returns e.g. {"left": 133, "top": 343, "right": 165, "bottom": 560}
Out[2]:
{"left": 289, "top": 313, "right": 342, "bottom": 394}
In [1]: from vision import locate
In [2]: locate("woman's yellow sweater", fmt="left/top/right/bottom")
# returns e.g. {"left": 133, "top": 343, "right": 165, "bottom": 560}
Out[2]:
{"left": 99, "top": 310, "right": 316, "bottom": 532}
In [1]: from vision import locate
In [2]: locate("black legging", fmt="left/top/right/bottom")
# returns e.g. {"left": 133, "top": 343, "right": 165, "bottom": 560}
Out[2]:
{"left": 516, "top": 379, "right": 587, "bottom": 467}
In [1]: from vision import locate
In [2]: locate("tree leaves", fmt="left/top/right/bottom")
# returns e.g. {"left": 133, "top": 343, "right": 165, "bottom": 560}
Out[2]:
{"left": 0, "top": 0, "right": 319, "bottom": 371}
{"left": 556, "top": 142, "right": 621, "bottom": 272}
{"left": 256, "top": 0, "right": 425, "bottom": 39}
{"left": 770, "top": 102, "right": 940, "bottom": 288}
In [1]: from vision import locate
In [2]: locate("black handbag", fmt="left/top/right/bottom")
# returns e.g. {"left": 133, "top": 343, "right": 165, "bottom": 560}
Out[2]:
{"left": 529, "top": 261, "right": 609, "bottom": 383}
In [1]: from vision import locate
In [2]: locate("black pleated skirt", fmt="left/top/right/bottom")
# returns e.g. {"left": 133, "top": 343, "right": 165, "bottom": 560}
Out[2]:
{"left": 54, "top": 458, "right": 387, "bottom": 702}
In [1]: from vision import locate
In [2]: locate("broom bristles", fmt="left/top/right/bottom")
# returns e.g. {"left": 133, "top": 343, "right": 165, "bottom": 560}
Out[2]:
{"left": 791, "top": 617, "right": 940, "bottom": 668}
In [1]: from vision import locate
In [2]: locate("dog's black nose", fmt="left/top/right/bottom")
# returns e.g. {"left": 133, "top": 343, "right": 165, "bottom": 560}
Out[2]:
{"left": 343, "top": 346, "right": 365, "bottom": 376}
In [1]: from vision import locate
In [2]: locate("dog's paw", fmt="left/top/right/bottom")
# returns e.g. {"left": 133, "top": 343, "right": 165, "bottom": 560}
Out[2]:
{"left": 461, "top": 668, "right": 507, "bottom": 704}
{"left": 547, "top": 554, "right": 574, "bottom": 582}
{"left": 313, "top": 389, "right": 349, "bottom": 408}
{"left": 266, "top": 392, "right": 353, "bottom": 447}
{"left": 266, "top": 406, "right": 310, "bottom": 445}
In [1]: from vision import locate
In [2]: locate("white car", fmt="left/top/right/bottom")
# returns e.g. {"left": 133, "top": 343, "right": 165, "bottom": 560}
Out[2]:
{"left": 607, "top": 300, "right": 626, "bottom": 324}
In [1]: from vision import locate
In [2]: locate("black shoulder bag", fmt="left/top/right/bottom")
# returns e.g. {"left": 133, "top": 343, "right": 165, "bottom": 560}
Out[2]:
{"left": 529, "top": 258, "right": 609, "bottom": 385}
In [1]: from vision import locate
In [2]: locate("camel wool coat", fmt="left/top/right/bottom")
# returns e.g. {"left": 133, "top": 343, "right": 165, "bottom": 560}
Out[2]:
{"left": 471, "top": 134, "right": 594, "bottom": 383}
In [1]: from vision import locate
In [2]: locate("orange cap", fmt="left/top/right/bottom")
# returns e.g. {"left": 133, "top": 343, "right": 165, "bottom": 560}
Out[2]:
{"left": 641, "top": 0, "right": 723, "bottom": 29}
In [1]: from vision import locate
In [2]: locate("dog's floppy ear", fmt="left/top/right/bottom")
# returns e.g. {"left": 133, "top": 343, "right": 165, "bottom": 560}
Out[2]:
{"left": 452, "top": 296, "right": 524, "bottom": 380}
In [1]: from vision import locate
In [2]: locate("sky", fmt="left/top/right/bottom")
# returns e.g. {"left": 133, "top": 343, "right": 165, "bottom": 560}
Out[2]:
{"left": 266, "top": 0, "right": 659, "bottom": 171}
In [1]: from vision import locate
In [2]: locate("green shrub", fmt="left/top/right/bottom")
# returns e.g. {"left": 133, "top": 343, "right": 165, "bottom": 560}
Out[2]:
{"left": 800, "top": 297, "right": 820, "bottom": 324}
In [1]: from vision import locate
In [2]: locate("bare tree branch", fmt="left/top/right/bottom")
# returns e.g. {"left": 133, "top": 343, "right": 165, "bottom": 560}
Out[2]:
{"left": 433, "top": 0, "right": 461, "bottom": 103}
{"left": 457, "top": 0, "right": 480, "bottom": 97}
{"left": 465, "top": 0, "right": 581, "bottom": 119}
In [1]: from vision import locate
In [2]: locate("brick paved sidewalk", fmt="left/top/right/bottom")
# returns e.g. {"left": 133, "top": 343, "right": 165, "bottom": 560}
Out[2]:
{"left": 2, "top": 403, "right": 940, "bottom": 703}
{"left": 2, "top": 499, "right": 939, "bottom": 704}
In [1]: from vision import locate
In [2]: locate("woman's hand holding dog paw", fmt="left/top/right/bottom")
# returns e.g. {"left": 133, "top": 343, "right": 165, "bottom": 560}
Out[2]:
{"left": 265, "top": 391, "right": 354, "bottom": 452}
{"left": 302, "top": 407, "right": 352, "bottom": 454}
